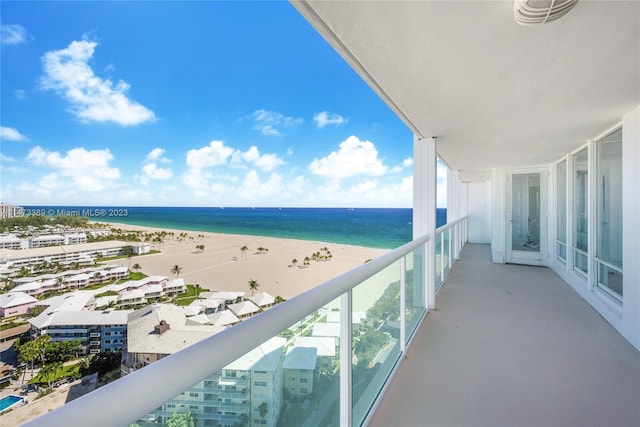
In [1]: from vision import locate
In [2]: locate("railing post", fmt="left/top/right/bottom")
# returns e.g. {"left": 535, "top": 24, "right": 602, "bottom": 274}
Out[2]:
{"left": 340, "top": 290, "right": 353, "bottom": 427}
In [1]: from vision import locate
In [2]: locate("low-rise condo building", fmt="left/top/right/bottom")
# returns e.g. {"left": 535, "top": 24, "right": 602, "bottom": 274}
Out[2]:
{"left": 0, "top": 292, "right": 38, "bottom": 318}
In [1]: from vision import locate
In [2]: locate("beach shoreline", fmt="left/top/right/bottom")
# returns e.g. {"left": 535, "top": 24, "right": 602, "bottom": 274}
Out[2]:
{"left": 97, "top": 221, "right": 388, "bottom": 300}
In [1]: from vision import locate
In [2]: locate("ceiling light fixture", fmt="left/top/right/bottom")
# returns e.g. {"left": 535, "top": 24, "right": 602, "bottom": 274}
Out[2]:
{"left": 513, "top": 0, "right": 579, "bottom": 26}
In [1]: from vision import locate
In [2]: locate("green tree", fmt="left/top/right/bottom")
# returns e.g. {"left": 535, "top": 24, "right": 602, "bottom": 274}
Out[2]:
{"left": 170, "top": 265, "right": 182, "bottom": 278}
{"left": 291, "top": 259, "right": 298, "bottom": 268}
{"left": 240, "top": 245, "right": 249, "bottom": 259}
{"left": 248, "top": 279, "right": 259, "bottom": 296}
{"left": 17, "top": 340, "right": 39, "bottom": 384}
{"left": 258, "top": 401, "right": 268, "bottom": 419}
{"left": 166, "top": 412, "right": 195, "bottom": 427}
{"left": 17, "top": 266, "right": 31, "bottom": 278}
{"left": 132, "top": 263, "right": 141, "bottom": 272}
{"left": 35, "top": 334, "right": 52, "bottom": 366}
{"left": 40, "top": 361, "right": 63, "bottom": 389}
{"left": 27, "top": 305, "right": 45, "bottom": 318}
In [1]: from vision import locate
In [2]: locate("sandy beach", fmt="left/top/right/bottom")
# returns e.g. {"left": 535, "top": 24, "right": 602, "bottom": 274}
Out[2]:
{"left": 102, "top": 222, "right": 388, "bottom": 300}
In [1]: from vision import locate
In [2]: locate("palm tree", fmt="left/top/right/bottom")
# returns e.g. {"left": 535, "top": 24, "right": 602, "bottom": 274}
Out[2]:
{"left": 93, "top": 272, "right": 103, "bottom": 285}
{"left": 17, "top": 266, "right": 31, "bottom": 278}
{"left": 248, "top": 279, "right": 259, "bottom": 296}
{"left": 170, "top": 265, "right": 182, "bottom": 278}
{"left": 18, "top": 340, "right": 39, "bottom": 385}
{"left": 240, "top": 245, "right": 249, "bottom": 259}
{"left": 41, "top": 361, "right": 63, "bottom": 389}
{"left": 291, "top": 259, "right": 298, "bottom": 268}
{"left": 132, "top": 263, "right": 141, "bottom": 272}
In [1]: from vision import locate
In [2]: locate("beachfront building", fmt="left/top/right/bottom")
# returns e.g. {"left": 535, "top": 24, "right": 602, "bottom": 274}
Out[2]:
{"left": 0, "top": 292, "right": 38, "bottom": 318}
{"left": 227, "top": 300, "right": 260, "bottom": 320}
{"left": 9, "top": 266, "right": 129, "bottom": 296}
{"left": 0, "top": 203, "right": 24, "bottom": 219}
{"left": 0, "top": 240, "right": 151, "bottom": 279}
{"left": 0, "top": 235, "right": 23, "bottom": 250}
{"left": 30, "top": 234, "right": 65, "bottom": 248}
{"left": 292, "top": 336, "right": 336, "bottom": 374}
{"left": 122, "top": 304, "right": 225, "bottom": 373}
{"left": 248, "top": 292, "right": 276, "bottom": 310}
{"left": 28, "top": 3, "right": 640, "bottom": 427}
{"left": 29, "top": 305, "right": 131, "bottom": 354}
{"left": 282, "top": 346, "right": 317, "bottom": 399}
{"left": 200, "top": 291, "right": 245, "bottom": 305}
{"left": 150, "top": 337, "right": 286, "bottom": 427}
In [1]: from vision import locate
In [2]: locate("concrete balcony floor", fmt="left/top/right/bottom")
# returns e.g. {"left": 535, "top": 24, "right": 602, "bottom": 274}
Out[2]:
{"left": 370, "top": 244, "right": 640, "bottom": 427}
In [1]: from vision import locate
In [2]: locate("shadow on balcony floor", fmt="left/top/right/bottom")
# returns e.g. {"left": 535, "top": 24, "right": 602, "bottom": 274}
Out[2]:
{"left": 370, "top": 244, "right": 640, "bottom": 427}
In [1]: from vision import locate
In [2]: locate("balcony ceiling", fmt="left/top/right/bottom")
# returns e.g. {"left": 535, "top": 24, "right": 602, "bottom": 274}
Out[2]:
{"left": 292, "top": 1, "right": 640, "bottom": 175}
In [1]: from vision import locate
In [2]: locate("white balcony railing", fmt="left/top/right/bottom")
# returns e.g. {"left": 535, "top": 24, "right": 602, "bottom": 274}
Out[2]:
{"left": 435, "top": 216, "right": 467, "bottom": 292}
{"left": 26, "top": 218, "right": 467, "bottom": 427}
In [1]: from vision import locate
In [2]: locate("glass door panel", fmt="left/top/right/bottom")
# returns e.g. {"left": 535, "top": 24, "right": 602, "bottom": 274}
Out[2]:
{"left": 506, "top": 171, "right": 546, "bottom": 265}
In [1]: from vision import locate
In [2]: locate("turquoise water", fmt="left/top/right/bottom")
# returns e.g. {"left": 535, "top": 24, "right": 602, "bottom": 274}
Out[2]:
{"left": 24, "top": 207, "right": 446, "bottom": 250}
{"left": 0, "top": 395, "right": 23, "bottom": 411}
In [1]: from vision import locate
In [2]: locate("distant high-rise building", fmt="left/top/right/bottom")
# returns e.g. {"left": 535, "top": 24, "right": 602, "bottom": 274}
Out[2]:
{"left": 0, "top": 203, "right": 24, "bottom": 219}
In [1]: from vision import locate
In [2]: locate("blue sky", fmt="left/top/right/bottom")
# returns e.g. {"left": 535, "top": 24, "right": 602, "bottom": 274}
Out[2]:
{"left": 1, "top": 2, "right": 445, "bottom": 208}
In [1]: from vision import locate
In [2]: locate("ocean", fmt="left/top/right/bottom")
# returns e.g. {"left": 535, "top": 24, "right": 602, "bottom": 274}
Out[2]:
{"left": 22, "top": 206, "right": 447, "bottom": 250}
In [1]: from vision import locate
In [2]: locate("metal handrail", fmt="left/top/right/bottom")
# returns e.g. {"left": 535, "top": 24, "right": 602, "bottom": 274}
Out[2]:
{"left": 25, "top": 234, "right": 430, "bottom": 427}
{"left": 435, "top": 215, "right": 466, "bottom": 234}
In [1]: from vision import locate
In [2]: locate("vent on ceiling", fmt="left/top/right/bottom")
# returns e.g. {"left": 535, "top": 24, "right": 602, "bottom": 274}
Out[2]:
{"left": 513, "top": 0, "right": 579, "bottom": 26}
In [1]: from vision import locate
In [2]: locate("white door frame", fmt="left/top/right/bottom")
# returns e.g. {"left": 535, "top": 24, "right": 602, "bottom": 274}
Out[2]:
{"left": 506, "top": 167, "right": 548, "bottom": 266}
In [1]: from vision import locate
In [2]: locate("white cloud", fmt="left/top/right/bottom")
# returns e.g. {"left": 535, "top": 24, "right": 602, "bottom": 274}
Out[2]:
{"left": 183, "top": 141, "right": 234, "bottom": 196}
{"left": 232, "top": 146, "right": 284, "bottom": 172}
{"left": 139, "top": 163, "right": 173, "bottom": 185}
{"left": 313, "top": 111, "right": 347, "bottom": 128}
{"left": 0, "top": 126, "right": 27, "bottom": 141}
{"left": 15, "top": 90, "right": 27, "bottom": 100}
{"left": 251, "top": 109, "right": 302, "bottom": 136}
{"left": 390, "top": 157, "right": 414, "bottom": 173}
{"left": 186, "top": 140, "right": 234, "bottom": 169}
{"left": 309, "top": 135, "right": 387, "bottom": 179}
{"left": 40, "top": 39, "right": 155, "bottom": 126}
{"left": 305, "top": 176, "right": 412, "bottom": 207}
{"left": 138, "top": 147, "right": 173, "bottom": 185}
{"left": 145, "top": 147, "right": 170, "bottom": 163}
{"left": 236, "top": 170, "right": 284, "bottom": 200}
{"left": 1, "top": 24, "right": 28, "bottom": 45}
{"left": 26, "top": 146, "right": 120, "bottom": 191}
{"left": 0, "top": 153, "right": 16, "bottom": 162}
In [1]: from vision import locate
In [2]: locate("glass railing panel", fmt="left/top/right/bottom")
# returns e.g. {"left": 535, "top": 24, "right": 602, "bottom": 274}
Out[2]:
{"left": 435, "top": 233, "right": 443, "bottom": 288}
{"left": 134, "top": 298, "right": 342, "bottom": 427}
{"left": 351, "top": 260, "right": 402, "bottom": 426}
{"left": 443, "top": 228, "right": 451, "bottom": 279}
{"left": 405, "top": 244, "right": 426, "bottom": 343}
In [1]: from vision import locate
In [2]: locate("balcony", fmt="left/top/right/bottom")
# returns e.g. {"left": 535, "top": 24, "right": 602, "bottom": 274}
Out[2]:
{"left": 22, "top": 218, "right": 640, "bottom": 427}
{"left": 370, "top": 244, "right": 640, "bottom": 427}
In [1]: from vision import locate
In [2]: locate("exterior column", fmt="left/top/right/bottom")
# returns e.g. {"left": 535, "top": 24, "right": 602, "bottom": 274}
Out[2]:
{"left": 623, "top": 106, "right": 640, "bottom": 350}
{"left": 413, "top": 135, "right": 437, "bottom": 309}
{"left": 447, "top": 169, "right": 461, "bottom": 259}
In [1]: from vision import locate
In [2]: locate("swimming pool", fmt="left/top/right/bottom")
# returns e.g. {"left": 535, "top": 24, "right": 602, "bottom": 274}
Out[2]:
{"left": 0, "top": 395, "right": 24, "bottom": 412}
